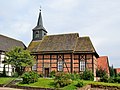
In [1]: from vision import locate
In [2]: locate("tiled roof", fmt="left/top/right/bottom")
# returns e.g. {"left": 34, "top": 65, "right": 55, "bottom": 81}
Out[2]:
{"left": 0, "top": 34, "right": 26, "bottom": 52}
{"left": 97, "top": 56, "right": 110, "bottom": 76}
{"left": 114, "top": 68, "right": 120, "bottom": 74}
{"left": 27, "top": 40, "right": 41, "bottom": 52}
{"left": 28, "top": 33, "right": 98, "bottom": 56}
{"left": 74, "top": 37, "right": 96, "bottom": 52}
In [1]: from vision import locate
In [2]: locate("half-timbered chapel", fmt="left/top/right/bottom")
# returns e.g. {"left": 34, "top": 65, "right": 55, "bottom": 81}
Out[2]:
{"left": 28, "top": 10, "right": 99, "bottom": 79}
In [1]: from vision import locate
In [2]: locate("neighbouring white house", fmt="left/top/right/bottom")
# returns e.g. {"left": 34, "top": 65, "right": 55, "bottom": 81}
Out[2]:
{"left": 0, "top": 34, "right": 26, "bottom": 76}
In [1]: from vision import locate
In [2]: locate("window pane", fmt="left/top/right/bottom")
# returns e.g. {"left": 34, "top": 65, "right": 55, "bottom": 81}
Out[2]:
{"left": 58, "top": 61, "right": 63, "bottom": 71}
{"left": 80, "top": 61, "right": 85, "bottom": 71}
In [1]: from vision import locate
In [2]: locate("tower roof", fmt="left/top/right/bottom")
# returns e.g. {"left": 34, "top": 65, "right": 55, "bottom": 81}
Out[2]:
{"left": 33, "top": 9, "right": 47, "bottom": 33}
{"left": 37, "top": 9, "right": 43, "bottom": 26}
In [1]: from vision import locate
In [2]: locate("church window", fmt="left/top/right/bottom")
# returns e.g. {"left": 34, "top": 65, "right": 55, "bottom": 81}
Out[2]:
{"left": 32, "top": 56, "right": 37, "bottom": 71}
{"left": 80, "top": 61, "right": 85, "bottom": 71}
{"left": 58, "top": 61, "right": 63, "bottom": 71}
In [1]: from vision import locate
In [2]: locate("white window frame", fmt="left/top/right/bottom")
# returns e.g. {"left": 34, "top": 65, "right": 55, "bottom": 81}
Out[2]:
{"left": 58, "top": 61, "right": 63, "bottom": 71}
{"left": 80, "top": 61, "right": 85, "bottom": 71}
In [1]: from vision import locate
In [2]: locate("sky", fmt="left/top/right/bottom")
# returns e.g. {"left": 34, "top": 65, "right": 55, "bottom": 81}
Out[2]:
{"left": 0, "top": 0, "right": 120, "bottom": 68}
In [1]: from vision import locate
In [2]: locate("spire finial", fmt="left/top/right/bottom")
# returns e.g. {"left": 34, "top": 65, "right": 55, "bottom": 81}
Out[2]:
{"left": 39, "top": 6, "right": 41, "bottom": 12}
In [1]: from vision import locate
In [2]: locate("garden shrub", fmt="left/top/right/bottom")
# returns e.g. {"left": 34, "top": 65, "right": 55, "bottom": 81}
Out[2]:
{"left": 12, "top": 72, "right": 19, "bottom": 77}
{"left": 117, "top": 73, "right": 120, "bottom": 77}
{"left": 100, "top": 74, "right": 108, "bottom": 82}
{"left": 96, "top": 68, "right": 107, "bottom": 77}
{"left": 39, "top": 73, "right": 44, "bottom": 77}
{"left": 108, "top": 77, "right": 115, "bottom": 83}
{"left": 82, "top": 70, "right": 94, "bottom": 81}
{"left": 21, "top": 71, "right": 39, "bottom": 84}
{"left": 76, "top": 80, "right": 84, "bottom": 87}
{"left": 0, "top": 73, "right": 2, "bottom": 77}
{"left": 114, "top": 77, "right": 120, "bottom": 83}
{"left": 50, "top": 70, "right": 56, "bottom": 78}
{"left": 79, "top": 73, "right": 83, "bottom": 79}
{"left": 54, "top": 72, "right": 72, "bottom": 88}
{"left": 96, "top": 68, "right": 109, "bottom": 82}
{"left": 70, "top": 73, "right": 80, "bottom": 80}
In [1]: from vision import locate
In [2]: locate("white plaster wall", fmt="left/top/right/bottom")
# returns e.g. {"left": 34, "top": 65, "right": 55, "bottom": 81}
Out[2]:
{"left": 0, "top": 54, "right": 13, "bottom": 76}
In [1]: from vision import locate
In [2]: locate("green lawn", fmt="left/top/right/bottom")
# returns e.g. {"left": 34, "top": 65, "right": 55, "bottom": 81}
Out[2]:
{"left": 18, "top": 78, "right": 55, "bottom": 89}
{"left": 62, "top": 80, "right": 120, "bottom": 90}
{"left": 0, "top": 77, "right": 15, "bottom": 84}
{"left": 18, "top": 78, "right": 120, "bottom": 90}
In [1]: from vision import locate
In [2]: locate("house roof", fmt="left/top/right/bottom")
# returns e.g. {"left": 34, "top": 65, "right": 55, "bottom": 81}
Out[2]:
{"left": 28, "top": 33, "right": 98, "bottom": 56}
{"left": 0, "top": 34, "right": 26, "bottom": 52}
{"left": 114, "top": 68, "right": 120, "bottom": 74}
{"left": 27, "top": 40, "right": 41, "bottom": 52}
{"left": 74, "top": 37, "right": 96, "bottom": 52}
{"left": 97, "top": 56, "right": 110, "bottom": 75}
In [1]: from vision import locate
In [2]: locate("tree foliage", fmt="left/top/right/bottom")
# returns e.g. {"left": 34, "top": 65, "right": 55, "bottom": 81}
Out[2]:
{"left": 5, "top": 47, "right": 34, "bottom": 75}
{"left": 109, "top": 65, "right": 115, "bottom": 77}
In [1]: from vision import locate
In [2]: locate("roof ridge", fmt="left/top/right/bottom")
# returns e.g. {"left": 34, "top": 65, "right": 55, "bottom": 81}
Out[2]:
{"left": 48, "top": 33, "right": 79, "bottom": 36}
{"left": 80, "top": 36, "right": 89, "bottom": 38}
{"left": 0, "top": 34, "right": 23, "bottom": 43}
{"left": 99, "top": 56, "right": 108, "bottom": 57}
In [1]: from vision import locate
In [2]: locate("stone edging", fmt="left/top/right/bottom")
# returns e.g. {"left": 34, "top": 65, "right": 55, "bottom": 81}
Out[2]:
{"left": 1, "top": 84, "right": 120, "bottom": 90}
{"left": 0, "top": 85, "right": 54, "bottom": 90}
{"left": 91, "top": 84, "right": 120, "bottom": 90}
{"left": 78, "top": 84, "right": 120, "bottom": 90}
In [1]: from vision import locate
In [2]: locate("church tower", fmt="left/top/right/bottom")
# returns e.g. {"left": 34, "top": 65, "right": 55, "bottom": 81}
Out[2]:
{"left": 32, "top": 9, "right": 47, "bottom": 41}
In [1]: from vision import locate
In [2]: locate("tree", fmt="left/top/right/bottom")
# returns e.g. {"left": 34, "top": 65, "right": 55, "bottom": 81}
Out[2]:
{"left": 109, "top": 65, "right": 115, "bottom": 77}
{"left": 5, "top": 47, "right": 34, "bottom": 76}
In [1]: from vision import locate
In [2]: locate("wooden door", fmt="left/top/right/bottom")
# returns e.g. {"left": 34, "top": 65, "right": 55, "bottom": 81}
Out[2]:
{"left": 45, "top": 68, "right": 49, "bottom": 77}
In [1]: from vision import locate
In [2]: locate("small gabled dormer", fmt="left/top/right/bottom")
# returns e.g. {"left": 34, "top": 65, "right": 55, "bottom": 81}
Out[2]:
{"left": 32, "top": 9, "right": 47, "bottom": 41}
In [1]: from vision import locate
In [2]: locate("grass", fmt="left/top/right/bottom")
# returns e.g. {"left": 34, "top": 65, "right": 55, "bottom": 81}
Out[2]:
{"left": 18, "top": 78, "right": 77, "bottom": 90}
{"left": 62, "top": 80, "right": 120, "bottom": 90}
{"left": 18, "top": 78, "right": 120, "bottom": 90}
{"left": 0, "top": 77, "right": 15, "bottom": 84}
{"left": 61, "top": 81, "right": 78, "bottom": 90}
{"left": 18, "top": 78, "right": 55, "bottom": 89}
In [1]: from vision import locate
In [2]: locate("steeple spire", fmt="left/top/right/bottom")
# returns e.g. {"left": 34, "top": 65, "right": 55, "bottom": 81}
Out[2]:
{"left": 32, "top": 8, "right": 47, "bottom": 41}
{"left": 37, "top": 7, "right": 43, "bottom": 26}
